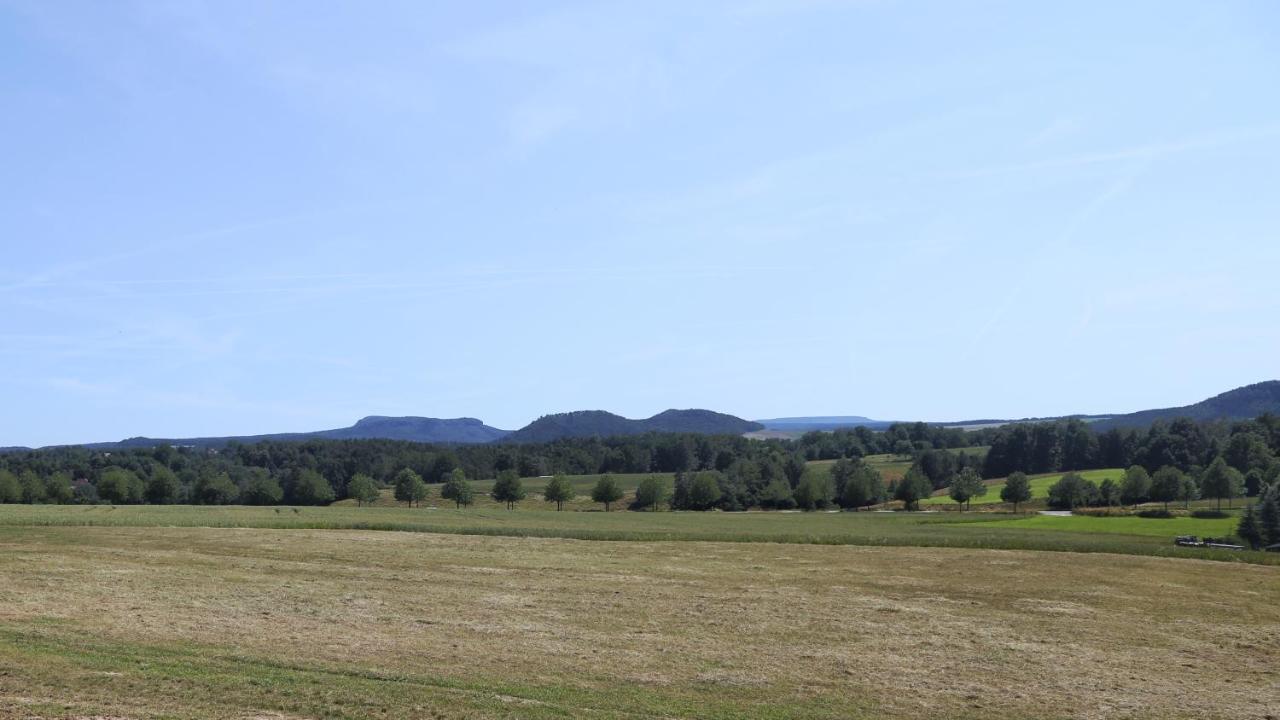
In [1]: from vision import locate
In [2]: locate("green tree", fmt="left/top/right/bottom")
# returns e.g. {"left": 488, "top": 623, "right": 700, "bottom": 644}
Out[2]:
{"left": 145, "top": 465, "right": 181, "bottom": 504}
{"left": 1259, "top": 485, "right": 1280, "bottom": 546}
{"left": 1097, "top": 478, "right": 1121, "bottom": 507}
{"left": 97, "top": 468, "right": 144, "bottom": 504}
{"left": 441, "top": 468, "right": 474, "bottom": 508}
{"left": 195, "top": 472, "right": 240, "bottom": 505}
{"left": 1148, "top": 466, "right": 1185, "bottom": 512}
{"left": 491, "top": 469, "right": 526, "bottom": 510}
{"left": 1200, "top": 457, "right": 1243, "bottom": 511}
{"left": 1119, "top": 465, "right": 1151, "bottom": 507}
{"left": 792, "top": 472, "right": 832, "bottom": 511}
{"left": 687, "top": 471, "right": 723, "bottom": 511}
{"left": 543, "top": 473, "right": 573, "bottom": 511}
{"left": 0, "top": 470, "right": 20, "bottom": 503}
{"left": 828, "top": 459, "right": 858, "bottom": 499}
{"left": 759, "top": 478, "right": 796, "bottom": 509}
{"left": 633, "top": 475, "right": 667, "bottom": 511}
{"left": 948, "top": 468, "right": 986, "bottom": 511}
{"left": 18, "top": 470, "right": 45, "bottom": 504}
{"left": 1046, "top": 472, "right": 1097, "bottom": 510}
{"left": 347, "top": 473, "right": 380, "bottom": 506}
{"left": 894, "top": 467, "right": 933, "bottom": 511}
{"left": 1224, "top": 433, "right": 1274, "bottom": 475}
{"left": 42, "top": 472, "right": 74, "bottom": 504}
{"left": 590, "top": 474, "right": 623, "bottom": 511}
{"left": 837, "top": 465, "right": 884, "bottom": 509}
{"left": 783, "top": 454, "right": 807, "bottom": 489}
{"left": 1237, "top": 503, "right": 1263, "bottom": 549}
{"left": 1176, "top": 472, "right": 1200, "bottom": 509}
{"left": 1000, "top": 472, "right": 1032, "bottom": 512}
{"left": 242, "top": 473, "right": 284, "bottom": 505}
{"left": 292, "top": 469, "right": 336, "bottom": 506}
{"left": 393, "top": 468, "right": 428, "bottom": 508}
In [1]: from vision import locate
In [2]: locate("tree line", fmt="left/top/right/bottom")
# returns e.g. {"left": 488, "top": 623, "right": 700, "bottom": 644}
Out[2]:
{"left": 2, "top": 414, "right": 1279, "bottom": 509}
{"left": 981, "top": 416, "right": 1280, "bottom": 491}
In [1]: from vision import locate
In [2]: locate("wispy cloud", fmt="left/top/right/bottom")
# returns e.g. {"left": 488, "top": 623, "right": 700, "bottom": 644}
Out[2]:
{"left": 1024, "top": 116, "right": 1083, "bottom": 148}
{"left": 0, "top": 204, "right": 384, "bottom": 294}
{"left": 941, "top": 124, "right": 1280, "bottom": 181}
{"left": 956, "top": 160, "right": 1150, "bottom": 361}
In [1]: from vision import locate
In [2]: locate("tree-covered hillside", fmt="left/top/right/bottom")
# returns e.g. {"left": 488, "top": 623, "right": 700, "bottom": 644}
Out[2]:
{"left": 1090, "top": 381, "right": 1280, "bottom": 430}
{"left": 503, "top": 409, "right": 762, "bottom": 443}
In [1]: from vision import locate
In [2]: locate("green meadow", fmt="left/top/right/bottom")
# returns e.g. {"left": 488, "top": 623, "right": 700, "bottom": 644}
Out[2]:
{"left": 0, "top": 502, "right": 1267, "bottom": 565}
{"left": 807, "top": 447, "right": 989, "bottom": 485}
{"left": 920, "top": 468, "right": 1125, "bottom": 506}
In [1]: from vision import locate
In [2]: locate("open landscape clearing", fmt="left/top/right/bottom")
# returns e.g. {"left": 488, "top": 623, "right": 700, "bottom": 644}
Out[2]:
{"left": 920, "top": 469, "right": 1125, "bottom": 507}
{"left": 0, "top": 504, "right": 1271, "bottom": 565}
{"left": 0, "top": 524, "right": 1276, "bottom": 720}
{"left": 7, "top": 4, "right": 1280, "bottom": 718}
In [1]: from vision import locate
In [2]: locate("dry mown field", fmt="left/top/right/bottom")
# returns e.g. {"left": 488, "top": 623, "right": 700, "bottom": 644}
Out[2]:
{"left": 0, "top": 526, "right": 1276, "bottom": 719}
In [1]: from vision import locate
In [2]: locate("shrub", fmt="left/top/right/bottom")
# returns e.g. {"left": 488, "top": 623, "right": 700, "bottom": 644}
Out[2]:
{"left": 1074, "top": 507, "right": 1131, "bottom": 517}
{"left": 1191, "top": 509, "right": 1230, "bottom": 519}
{"left": 1136, "top": 509, "right": 1174, "bottom": 519}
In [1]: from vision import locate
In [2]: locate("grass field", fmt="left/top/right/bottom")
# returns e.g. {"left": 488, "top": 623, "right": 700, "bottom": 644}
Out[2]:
{"left": 968, "top": 513, "right": 1249, "bottom": 538}
{"left": 921, "top": 468, "right": 1125, "bottom": 507}
{"left": 0, "top": 503, "right": 1271, "bottom": 565}
{"left": 808, "top": 446, "right": 989, "bottom": 486}
{"left": 0, "top": 525, "right": 1275, "bottom": 719}
{"left": 469, "top": 472, "right": 659, "bottom": 496}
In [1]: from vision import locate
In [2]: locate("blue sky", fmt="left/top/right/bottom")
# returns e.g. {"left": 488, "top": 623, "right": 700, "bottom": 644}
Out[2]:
{"left": 2, "top": 1, "right": 1278, "bottom": 446}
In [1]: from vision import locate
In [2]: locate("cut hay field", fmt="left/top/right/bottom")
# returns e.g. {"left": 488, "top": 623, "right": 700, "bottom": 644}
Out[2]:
{"left": 921, "top": 468, "right": 1125, "bottom": 507}
{"left": 0, "top": 526, "right": 1275, "bottom": 719}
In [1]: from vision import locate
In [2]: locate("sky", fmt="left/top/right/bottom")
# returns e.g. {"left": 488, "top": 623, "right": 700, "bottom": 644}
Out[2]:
{"left": 2, "top": 0, "right": 1279, "bottom": 446}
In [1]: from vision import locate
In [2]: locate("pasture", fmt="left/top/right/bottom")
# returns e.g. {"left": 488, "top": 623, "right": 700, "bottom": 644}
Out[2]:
{"left": 0, "top": 525, "right": 1275, "bottom": 719}
{"left": 0, "top": 503, "right": 1270, "bottom": 565}
{"left": 920, "top": 468, "right": 1125, "bottom": 507}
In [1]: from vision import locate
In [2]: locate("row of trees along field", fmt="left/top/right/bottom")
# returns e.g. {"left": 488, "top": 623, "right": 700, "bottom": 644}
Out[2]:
{"left": 376, "top": 462, "right": 890, "bottom": 513}
{"left": 1034, "top": 462, "right": 1239, "bottom": 512}
{"left": 1, "top": 414, "right": 1279, "bottom": 508}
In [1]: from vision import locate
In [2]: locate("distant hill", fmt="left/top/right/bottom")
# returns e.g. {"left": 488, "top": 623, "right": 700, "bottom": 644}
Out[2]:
{"left": 72, "top": 416, "right": 511, "bottom": 451}
{"left": 12, "top": 382, "right": 1277, "bottom": 451}
{"left": 504, "top": 409, "right": 763, "bottom": 443}
{"left": 1089, "top": 381, "right": 1280, "bottom": 430}
{"left": 755, "top": 381, "right": 1280, "bottom": 434}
